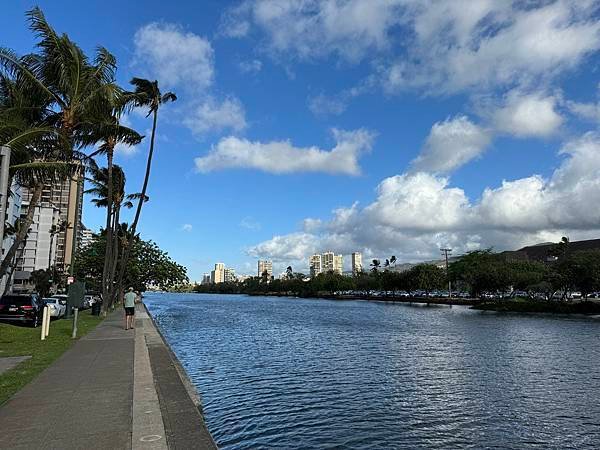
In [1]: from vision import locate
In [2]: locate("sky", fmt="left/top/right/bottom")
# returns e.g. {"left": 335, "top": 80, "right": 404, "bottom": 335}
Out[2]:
{"left": 4, "top": 0, "right": 600, "bottom": 280}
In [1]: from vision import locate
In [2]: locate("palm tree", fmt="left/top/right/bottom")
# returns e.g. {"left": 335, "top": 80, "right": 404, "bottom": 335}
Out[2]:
{"left": 85, "top": 163, "right": 146, "bottom": 308}
{"left": 0, "top": 7, "right": 116, "bottom": 279}
{"left": 115, "top": 78, "right": 176, "bottom": 298}
{"left": 84, "top": 92, "right": 142, "bottom": 306}
{"left": 370, "top": 259, "right": 381, "bottom": 273}
{"left": 286, "top": 266, "right": 293, "bottom": 280}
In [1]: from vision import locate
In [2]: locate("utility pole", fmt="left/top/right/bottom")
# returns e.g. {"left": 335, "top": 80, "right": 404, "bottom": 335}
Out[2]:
{"left": 440, "top": 248, "right": 452, "bottom": 298}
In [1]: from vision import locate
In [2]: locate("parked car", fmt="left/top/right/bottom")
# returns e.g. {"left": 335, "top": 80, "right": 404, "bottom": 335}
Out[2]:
{"left": 0, "top": 294, "right": 44, "bottom": 327}
{"left": 83, "top": 295, "right": 94, "bottom": 309}
{"left": 42, "top": 297, "right": 66, "bottom": 318}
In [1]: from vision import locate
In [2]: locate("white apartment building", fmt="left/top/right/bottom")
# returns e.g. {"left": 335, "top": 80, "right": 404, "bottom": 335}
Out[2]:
{"left": 13, "top": 202, "right": 60, "bottom": 292}
{"left": 322, "top": 252, "right": 334, "bottom": 272}
{"left": 334, "top": 254, "right": 343, "bottom": 275}
{"left": 0, "top": 147, "right": 22, "bottom": 293}
{"left": 352, "top": 252, "right": 363, "bottom": 275}
{"left": 211, "top": 263, "right": 225, "bottom": 284}
{"left": 78, "top": 226, "right": 96, "bottom": 250}
{"left": 322, "top": 251, "right": 343, "bottom": 275}
{"left": 224, "top": 267, "right": 236, "bottom": 283}
{"left": 258, "top": 260, "right": 273, "bottom": 279}
{"left": 309, "top": 254, "right": 322, "bottom": 277}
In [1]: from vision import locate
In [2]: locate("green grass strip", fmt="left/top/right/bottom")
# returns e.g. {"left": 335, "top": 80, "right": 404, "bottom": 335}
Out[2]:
{"left": 0, "top": 310, "right": 103, "bottom": 405}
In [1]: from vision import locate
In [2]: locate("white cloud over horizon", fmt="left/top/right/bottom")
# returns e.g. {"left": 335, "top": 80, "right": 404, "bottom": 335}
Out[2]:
{"left": 248, "top": 132, "right": 600, "bottom": 267}
{"left": 195, "top": 128, "right": 375, "bottom": 175}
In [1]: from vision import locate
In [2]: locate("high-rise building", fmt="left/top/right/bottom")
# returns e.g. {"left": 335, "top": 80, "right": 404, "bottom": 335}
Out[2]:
{"left": 224, "top": 267, "right": 236, "bottom": 282}
{"left": 309, "top": 254, "right": 322, "bottom": 277}
{"left": 322, "top": 252, "right": 334, "bottom": 272}
{"left": 13, "top": 203, "right": 60, "bottom": 292}
{"left": 78, "top": 226, "right": 96, "bottom": 250}
{"left": 0, "top": 147, "right": 22, "bottom": 293}
{"left": 21, "top": 171, "right": 83, "bottom": 276}
{"left": 211, "top": 263, "right": 225, "bottom": 284}
{"left": 202, "top": 273, "right": 211, "bottom": 285}
{"left": 352, "top": 252, "right": 363, "bottom": 275}
{"left": 258, "top": 260, "right": 273, "bottom": 279}
{"left": 334, "top": 254, "right": 343, "bottom": 275}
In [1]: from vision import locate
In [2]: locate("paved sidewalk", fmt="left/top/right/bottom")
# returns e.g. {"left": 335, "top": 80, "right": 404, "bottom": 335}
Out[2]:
{"left": 0, "top": 305, "right": 217, "bottom": 450}
{"left": 0, "top": 309, "right": 134, "bottom": 449}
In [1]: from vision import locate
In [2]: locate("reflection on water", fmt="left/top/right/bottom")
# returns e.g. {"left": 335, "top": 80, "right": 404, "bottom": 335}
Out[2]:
{"left": 144, "top": 293, "right": 600, "bottom": 449}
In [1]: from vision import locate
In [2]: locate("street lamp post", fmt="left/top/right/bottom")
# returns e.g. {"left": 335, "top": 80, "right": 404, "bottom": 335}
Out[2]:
{"left": 440, "top": 248, "right": 452, "bottom": 298}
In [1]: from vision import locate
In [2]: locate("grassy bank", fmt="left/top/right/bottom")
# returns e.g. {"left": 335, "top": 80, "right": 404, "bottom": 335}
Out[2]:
{"left": 473, "top": 298, "right": 600, "bottom": 315}
{"left": 0, "top": 310, "right": 103, "bottom": 405}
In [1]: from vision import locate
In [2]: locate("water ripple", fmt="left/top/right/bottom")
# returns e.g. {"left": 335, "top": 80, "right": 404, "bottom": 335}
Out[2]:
{"left": 145, "top": 293, "right": 600, "bottom": 449}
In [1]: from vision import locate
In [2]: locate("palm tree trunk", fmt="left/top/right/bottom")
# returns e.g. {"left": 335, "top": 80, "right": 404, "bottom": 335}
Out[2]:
{"left": 101, "top": 148, "right": 114, "bottom": 314}
{"left": 116, "top": 109, "right": 158, "bottom": 296}
{"left": 0, "top": 182, "right": 44, "bottom": 278}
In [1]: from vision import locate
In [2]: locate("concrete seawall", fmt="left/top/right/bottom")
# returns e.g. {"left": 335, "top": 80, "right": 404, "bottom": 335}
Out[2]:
{"left": 139, "top": 302, "right": 217, "bottom": 450}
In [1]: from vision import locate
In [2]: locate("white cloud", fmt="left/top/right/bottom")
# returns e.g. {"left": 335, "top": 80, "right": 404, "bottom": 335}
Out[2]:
{"left": 195, "top": 128, "right": 375, "bottom": 175}
{"left": 308, "top": 94, "right": 348, "bottom": 117}
{"left": 383, "top": 0, "right": 600, "bottom": 94}
{"left": 222, "top": 0, "right": 402, "bottom": 62}
{"left": 248, "top": 132, "right": 600, "bottom": 264}
{"left": 238, "top": 59, "right": 263, "bottom": 74}
{"left": 491, "top": 91, "right": 563, "bottom": 138}
{"left": 240, "top": 216, "right": 261, "bottom": 231}
{"left": 566, "top": 100, "right": 600, "bottom": 122}
{"left": 184, "top": 97, "right": 247, "bottom": 136}
{"left": 181, "top": 224, "right": 193, "bottom": 232}
{"left": 133, "top": 23, "right": 214, "bottom": 91}
{"left": 411, "top": 116, "right": 492, "bottom": 173}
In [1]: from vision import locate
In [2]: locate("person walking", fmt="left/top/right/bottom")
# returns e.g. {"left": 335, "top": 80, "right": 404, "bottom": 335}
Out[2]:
{"left": 124, "top": 287, "right": 136, "bottom": 330}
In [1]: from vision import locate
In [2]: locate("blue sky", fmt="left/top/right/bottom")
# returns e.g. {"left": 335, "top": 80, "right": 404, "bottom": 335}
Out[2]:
{"left": 5, "top": 1, "right": 600, "bottom": 280}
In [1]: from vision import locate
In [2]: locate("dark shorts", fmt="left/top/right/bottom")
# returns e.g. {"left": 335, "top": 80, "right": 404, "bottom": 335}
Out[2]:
{"left": 125, "top": 307, "right": 135, "bottom": 316}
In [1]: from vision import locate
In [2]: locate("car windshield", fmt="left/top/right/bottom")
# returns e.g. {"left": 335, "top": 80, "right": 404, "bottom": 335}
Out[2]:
{"left": 0, "top": 295, "right": 32, "bottom": 306}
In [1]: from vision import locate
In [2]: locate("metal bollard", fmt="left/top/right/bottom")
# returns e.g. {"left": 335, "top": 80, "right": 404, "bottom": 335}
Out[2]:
{"left": 44, "top": 306, "right": 50, "bottom": 338}
{"left": 71, "top": 308, "right": 79, "bottom": 339}
{"left": 41, "top": 306, "right": 48, "bottom": 341}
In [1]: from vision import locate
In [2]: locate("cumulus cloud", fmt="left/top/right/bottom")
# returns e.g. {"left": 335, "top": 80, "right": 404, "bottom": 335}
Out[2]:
{"left": 133, "top": 23, "right": 214, "bottom": 91}
{"left": 195, "top": 128, "right": 375, "bottom": 175}
{"left": 181, "top": 224, "right": 193, "bottom": 232}
{"left": 248, "top": 132, "right": 600, "bottom": 265}
{"left": 184, "top": 97, "right": 247, "bottom": 136}
{"left": 411, "top": 116, "right": 492, "bottom": 173}
{"left": 490, "top": 91, "right": 564, "bottom": 138}
{"left": 383, "top": 0, "right": 600, "bottom": 94}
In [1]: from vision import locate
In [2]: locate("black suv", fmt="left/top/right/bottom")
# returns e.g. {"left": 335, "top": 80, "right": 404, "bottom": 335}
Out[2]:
{"left": 0, "top": 294, "right": 44, "bottom": 327}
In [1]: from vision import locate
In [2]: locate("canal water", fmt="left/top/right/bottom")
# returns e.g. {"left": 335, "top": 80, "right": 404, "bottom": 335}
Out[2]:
{"left": 144, "top": 293, "right": 600, "bottom": 449}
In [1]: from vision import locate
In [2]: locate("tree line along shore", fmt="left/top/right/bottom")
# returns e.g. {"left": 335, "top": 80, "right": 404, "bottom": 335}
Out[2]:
{"left": 187, "top": 244, "right": 600, "bottom": 315}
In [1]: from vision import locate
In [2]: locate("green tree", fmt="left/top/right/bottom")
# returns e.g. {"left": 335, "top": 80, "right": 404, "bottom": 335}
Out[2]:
{"left": 30, "top": 268, "right": 52, "bottom": 298}
{"left": 0, "top": 7, "right": 116, "bottom": 279}
{"left": 408, "top": 264, "right": 445, "bottom": 296}
{"left": 74, "top": 231, "right": 187, "bottom": 293}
